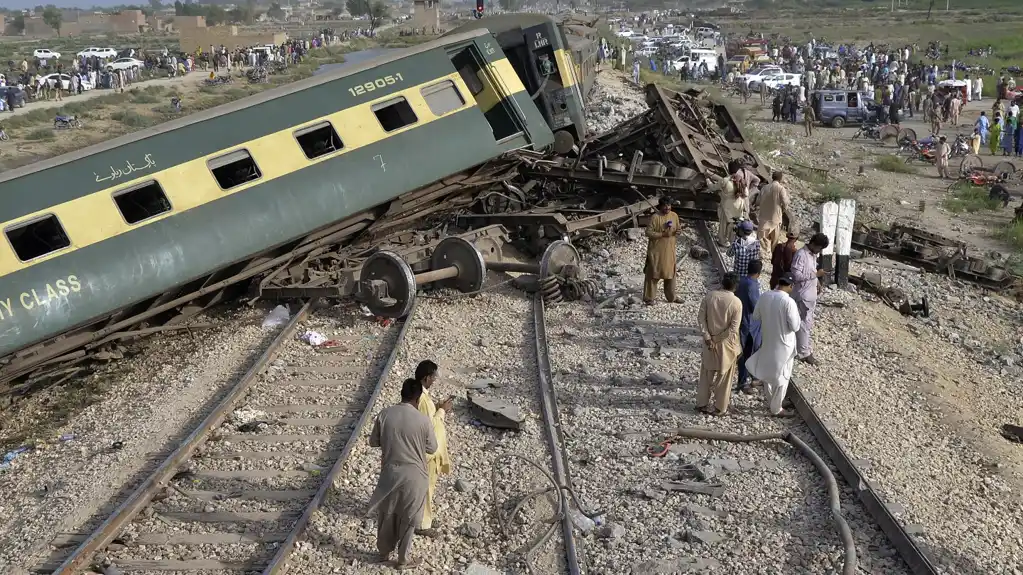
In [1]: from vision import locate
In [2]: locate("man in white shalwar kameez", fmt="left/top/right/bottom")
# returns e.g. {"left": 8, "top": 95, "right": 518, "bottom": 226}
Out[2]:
{"left": 745, "top": 274, "right": 800, "bottom": 417}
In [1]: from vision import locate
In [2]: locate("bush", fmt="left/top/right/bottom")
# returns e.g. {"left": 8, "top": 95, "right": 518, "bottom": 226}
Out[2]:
{"left": 875, "top": 155, "right": 917, "bottom": 174}
{"left": 24, "top": 127, "right": 54, "bottom": 140}
{"left": 943, "top": 183, "right": 1002, "bottom": 213}
{"left": 110, "top": 110, "right": 154, "bottom": 128}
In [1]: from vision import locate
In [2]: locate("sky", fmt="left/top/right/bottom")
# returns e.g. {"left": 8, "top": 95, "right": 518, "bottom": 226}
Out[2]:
{"left": 4, "top": 0, "right": 143, "bottom": 9}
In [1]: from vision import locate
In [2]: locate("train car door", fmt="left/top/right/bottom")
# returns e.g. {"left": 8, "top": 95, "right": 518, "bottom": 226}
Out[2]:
{"left": 447, "top": 43, "right": 526, "bottom": 144}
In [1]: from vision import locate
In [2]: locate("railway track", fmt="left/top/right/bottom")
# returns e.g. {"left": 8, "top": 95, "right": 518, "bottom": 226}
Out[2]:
{"left": 692, "top": 221, "right": 940, "bottom": 575}
{"left": 42, "top": 300, "right": 416, "bottom": 575}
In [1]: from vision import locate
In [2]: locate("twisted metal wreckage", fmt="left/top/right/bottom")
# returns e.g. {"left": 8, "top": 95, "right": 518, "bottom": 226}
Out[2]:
{"left": 8, "top": 85, "right": 1022, "bottom": 394}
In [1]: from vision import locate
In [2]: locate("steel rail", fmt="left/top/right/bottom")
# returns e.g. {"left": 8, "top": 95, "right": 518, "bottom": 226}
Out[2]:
{"left": 263, "top": 300, "right": 417, "bottom": 574}
{"left": 693, "top": 220, "right": 939, "bottom": 575}
{"left": 51, "top": 300, "right": 317, "bottom": 575}
{"left": 532, "top": 294, "right": 582, "bottom": 575}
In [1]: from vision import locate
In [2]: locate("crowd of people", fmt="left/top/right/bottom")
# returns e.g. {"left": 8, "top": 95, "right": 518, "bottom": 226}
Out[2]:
{"left": 643, "top": 158, "right": 819, "bottom": 419}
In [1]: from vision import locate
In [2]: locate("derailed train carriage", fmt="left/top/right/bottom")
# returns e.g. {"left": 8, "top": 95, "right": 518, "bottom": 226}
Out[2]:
{"left": 446, "top": 13, "right": 601, "bottom": 154}
{"left": 0, "top": 29, "right": 555, "bottom": 387}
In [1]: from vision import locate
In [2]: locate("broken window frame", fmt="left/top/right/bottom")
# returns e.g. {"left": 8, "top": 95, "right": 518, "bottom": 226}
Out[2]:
{"left": 4, "top": 213, "right": 72, "bottom": 263}
{"left": 111, "top": 180, "right": 173, "bottom": 226}
{"left": 207, "top": 149, "right": 263, "bottom": 191}
{"left": 372, "top": 96, "right": 419, "bottom": 133}
{"left": 293, "top": 121, "right": 345, "bottom": 160}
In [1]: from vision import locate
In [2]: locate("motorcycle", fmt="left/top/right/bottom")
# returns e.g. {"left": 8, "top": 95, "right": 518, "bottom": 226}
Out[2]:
{"left": 54, "top": 115, "right": 83, "bottom": 130}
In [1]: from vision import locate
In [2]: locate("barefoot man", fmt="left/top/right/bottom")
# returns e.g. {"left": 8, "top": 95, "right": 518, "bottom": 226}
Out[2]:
{"left": 414, "top": 360, "right": 452, "bottom": 537}
{"left": 367, "top": 378, "right": 437, "bottom": 570}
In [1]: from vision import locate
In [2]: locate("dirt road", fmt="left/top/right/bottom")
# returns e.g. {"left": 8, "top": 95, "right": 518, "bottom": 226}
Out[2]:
{"left": 7, "top": 72, "right": 206, "bottom": 117}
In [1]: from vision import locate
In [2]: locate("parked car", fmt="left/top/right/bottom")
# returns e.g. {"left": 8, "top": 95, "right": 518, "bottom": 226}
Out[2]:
{"left": 811, "top": 89, "right": 875, "bottom": 128}
{"left": 759, "top": 73, "right": 802, "bottom": 91}
{"left": 77, "top": 47, "right": 119, "bottom": 59}
{"left": 107, "top": 57, "right": 144, "bottom": 72}
{"left": 40, "top": 73, "right": 95, "bottom": 92}
{"left": 0, "top": 86, "right": 27, "bottom": 108}
{"left": 33, "top": 48, "right": 61, "bottom": 60}
{"left": 738, "top": 65, "right": 783, "bottom": 88}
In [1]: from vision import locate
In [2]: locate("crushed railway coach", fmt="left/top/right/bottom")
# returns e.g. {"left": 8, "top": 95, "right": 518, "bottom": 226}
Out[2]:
{"left": 0, "top": 29, "right": 555, "bottom": 388}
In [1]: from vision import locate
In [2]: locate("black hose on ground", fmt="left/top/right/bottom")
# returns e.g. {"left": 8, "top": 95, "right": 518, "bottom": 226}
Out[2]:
{"left": 666, "top": 427, "right": 857, "bottom": 575}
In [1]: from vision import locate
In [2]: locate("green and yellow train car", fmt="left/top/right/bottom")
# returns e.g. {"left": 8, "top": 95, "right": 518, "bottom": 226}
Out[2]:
{"left": 0, "top": 29, "right": 554, "bottom": 368}
{"left": 447, "top": 13, "right": 599, "bottom": 153}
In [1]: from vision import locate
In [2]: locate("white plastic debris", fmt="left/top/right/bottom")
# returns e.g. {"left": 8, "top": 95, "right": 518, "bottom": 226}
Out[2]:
{"left": 261, "top": 305, "right": 290, "bottom": 329}
{"left": 300, "top": 330, "right": 327, "bottom": 346}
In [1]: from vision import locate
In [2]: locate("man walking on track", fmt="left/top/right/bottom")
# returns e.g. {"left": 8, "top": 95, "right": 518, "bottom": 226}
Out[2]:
{"left": 367, "top": 378, "right": 437, "bottom": 570}
{"left": 414, "top": 360, "right": 451, "bottom": 537}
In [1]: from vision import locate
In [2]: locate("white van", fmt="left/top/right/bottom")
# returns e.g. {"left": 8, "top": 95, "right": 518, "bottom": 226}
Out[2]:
{"left": 672, "top": 48, "right": 718, "bottom": 73}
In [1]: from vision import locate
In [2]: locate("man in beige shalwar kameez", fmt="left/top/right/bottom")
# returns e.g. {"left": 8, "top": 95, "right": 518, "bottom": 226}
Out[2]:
{"left": 643, "top": 197, "right": 680, "bottom": 304}
{"left": 756, "top": 171, "right": 797, "bottom": 258}
{"left": 367, "top": 378, "right": 437, "bottom": 570}
{"left": 414, "top": 360, "right": 451, "bottom": 536}
{"left": 696, "top": 273, "right": 743, "bottom": 416}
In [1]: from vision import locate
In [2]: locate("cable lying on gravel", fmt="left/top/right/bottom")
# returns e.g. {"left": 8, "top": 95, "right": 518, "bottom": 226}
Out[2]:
{"left": 664, "top": 427, "right": 857, "bottom": 575}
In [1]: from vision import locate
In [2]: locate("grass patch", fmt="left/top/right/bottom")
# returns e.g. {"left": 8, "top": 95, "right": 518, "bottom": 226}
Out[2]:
{"left": 130, "top": 92, "right": 160, "bottom": 104}
{"left": 875, "top": 155, "right": 917, "bottom": 174}
{"left": 24, "top": 127, "right": 54, "bottom": 141}
{"left": 110, "top": 110, "right": 155, "bottom": 128}
{"left": 814, "top": 182, "right": 848, "bottom": 204}
{"left": 943, "top": 183, "right": 1003, "bottom": 213}
{"left": 997, "top": 219, "right": 1023, "bottom": 251}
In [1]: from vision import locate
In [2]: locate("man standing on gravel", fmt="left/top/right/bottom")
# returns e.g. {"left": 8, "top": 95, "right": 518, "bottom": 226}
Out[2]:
{"left": 936, "top": 135, "right": 951, "bottom": 180}
{"left": 745, "top": 274, "right": 800, "bottom": 417}
{"left": 735, "top": 260, "right": 762, "bottom": 396}
{"left": 756, "top": 171, "right": 795, "bottom": 257}
{"left": 790, "top": 233, "right": 828, "bottom": 366}
{"left": 696, "top": 272, "right": 742, "bottom": 416}
{"left": 367, "top": 378, "right": 437, "bottom": 570}
{"left": 414, "top": 360, "right": 451, "bottom": 537}
{"left": 643, "top": 197, "right": 680, "bottom": 305}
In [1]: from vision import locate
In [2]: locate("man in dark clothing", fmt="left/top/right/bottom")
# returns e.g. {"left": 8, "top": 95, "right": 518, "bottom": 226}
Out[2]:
{"left": 735, "top": 259, "right": 762, "bottom": 395}
{"left": 770, "top": 231, "right": 799, "bottom": 289}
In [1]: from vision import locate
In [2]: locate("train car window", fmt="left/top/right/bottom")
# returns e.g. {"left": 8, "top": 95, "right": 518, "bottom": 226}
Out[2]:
{"left": 372, "top": 97, "right": 418, "bottom": 132}
{"left": 456, "top": 65, "right": 485, "bottom": 96}
{"left": 421, "top": 80, "right": 465, "bottom": 117}
{"left": 113, "top": 181, "right": 172, "bottom": 225}
{"left": 5, "top": 214, "right": 71, "bottom": 262}
{"left": 295, "top": 121, "right": 344, "bottom": 159}
{"left": 207, "top": 149, "right": 262, "bottom": 190}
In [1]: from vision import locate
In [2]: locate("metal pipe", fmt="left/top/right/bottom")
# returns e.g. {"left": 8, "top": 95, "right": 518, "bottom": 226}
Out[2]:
{"left": 485, "top": 261, "right": 541, "bottom": 274}
{"left": 667, "top": 427, "right": 857, "bottom": 575}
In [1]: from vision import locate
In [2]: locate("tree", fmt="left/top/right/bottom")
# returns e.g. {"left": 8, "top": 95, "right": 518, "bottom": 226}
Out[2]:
{"left": 149, "top": 0, "right": 162, "bottom": 9}
{"left": 11, "top": 13, "right": 26, "bottom": 33}
{"left": 346, "top": 0, "right": 370, "bottom": 17}
{"left": 41, "top": 6, "right": 61, "bottom": 36}
{"left": 368, "top": 0, "right": 389, "bottom": 30}
{"left": 174, "top": 0, "right": 183, "bottom": 15}
{"left": 267, "top": 2, "right": 285, "bottom": 20}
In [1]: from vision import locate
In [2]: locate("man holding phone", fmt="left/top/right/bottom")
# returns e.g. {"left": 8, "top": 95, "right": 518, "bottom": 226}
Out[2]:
{"left": 413, "top": 360, "right": 451, "bottom": 537}
{"left": 643, "top": 197, "right": 680, "bottom": 305}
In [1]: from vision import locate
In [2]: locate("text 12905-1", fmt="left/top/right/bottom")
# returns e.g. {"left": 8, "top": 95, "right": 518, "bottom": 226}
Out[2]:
{"left": 348, "top": 73, "right": 405, "bottom": 96}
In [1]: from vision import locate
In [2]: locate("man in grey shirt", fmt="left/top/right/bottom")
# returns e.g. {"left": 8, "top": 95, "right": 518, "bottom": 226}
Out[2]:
{"left": 367, "top": 378, "right": 438, "bottom": 569}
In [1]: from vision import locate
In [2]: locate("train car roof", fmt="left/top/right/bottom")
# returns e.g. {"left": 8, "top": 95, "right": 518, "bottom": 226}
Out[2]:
{"left": 445, "top": 13, "right": 559, "bottom": 36}
{"left": 565, "top": 34, "right": 595, "bottom": 51}
{"left": 0, "top": 28, "right": 492, "bottom": 185}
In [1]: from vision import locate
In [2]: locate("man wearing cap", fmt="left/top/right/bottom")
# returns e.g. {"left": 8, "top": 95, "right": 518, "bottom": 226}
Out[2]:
{"left": 643, "top": 197, "right": 680, "bottom": 304}
{"left": 727, "top": 220, "right": 760, "bottom": 277}
{"left": 790, "top": 232, "right": 829, "bottom": 366}
{"left": 745, "top": 273, "right": 800, "bottom": 417}
{"left": 936, "top": 135, "right": 951, "bottom": 179}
